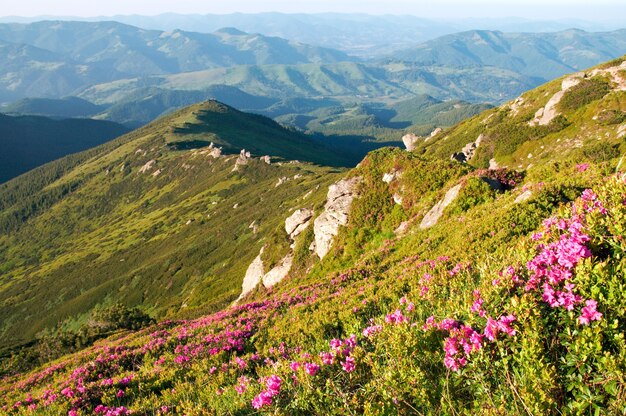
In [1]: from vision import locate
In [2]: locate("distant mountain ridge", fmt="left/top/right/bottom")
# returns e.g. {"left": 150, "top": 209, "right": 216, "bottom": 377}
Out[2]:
{"left": 0, "top": 20, "right": 354, "bottom": 102}
{"left": 391, "top": 29, "right": 626, "bottom": 81}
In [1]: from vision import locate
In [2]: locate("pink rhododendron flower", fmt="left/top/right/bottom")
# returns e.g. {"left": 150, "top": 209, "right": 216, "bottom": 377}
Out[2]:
{"left": 304, "top": 362, "right": 320, "bottom": 376}
{"left": 342, "top": 356, "right": 356, "bottom": 373}
{"left": 579, "top": 300, "right": 603, "bottom": 325}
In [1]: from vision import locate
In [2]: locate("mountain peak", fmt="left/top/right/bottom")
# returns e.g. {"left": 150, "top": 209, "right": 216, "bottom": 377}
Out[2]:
{"left": 215, "top": 27, "right": 248, "bottom": 36}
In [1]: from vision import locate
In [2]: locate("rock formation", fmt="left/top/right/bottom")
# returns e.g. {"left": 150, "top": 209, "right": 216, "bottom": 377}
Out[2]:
{"left": 139, "top": 160, "right": 156, "bottom": 174}
{"left": 451, "top": 134, "right": 483, "bottom": 163}
{"left": 262, "top": 254, "right": 294, "bottom": 288}
{"left": 402, "top": 133, "right": 420, "bottom": 151}
{"left": 285, "top": 209, "right": 314, "bottom": 240}
{"left": 313, "top": 177, "right": 361, "bottom": 259}
{"left": 233, "top": 149, "right": 251, "bottom": 170}
{"left": 237, "top": 249, "right": 265, "bottom": 301}
{"left": 530, "top": 73, "right": 583, "bottom": 126}
{"left": 419, "top": 184, "right": 462, "bottom": 229}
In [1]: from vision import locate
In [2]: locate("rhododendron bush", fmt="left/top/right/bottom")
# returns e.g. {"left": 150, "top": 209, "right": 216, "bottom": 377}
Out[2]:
{"left": 1, "top": 171, "right": 625, "bottom": 415}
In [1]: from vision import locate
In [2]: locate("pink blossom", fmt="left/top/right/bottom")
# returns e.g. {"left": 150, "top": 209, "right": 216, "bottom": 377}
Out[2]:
{"left": 252, "top": 391, "right": 273, "bottom": 409}
{"left": 362, "top": 324, "right": 383, "bottom": 338}
{"left": 342, "top": 356, "right": 356, "bottom": 373}
{"left": 304, "top": 362, "right": 320, "bottom": 376}
{"left": 579, "top": 300, "right": 603, "bottom": 325}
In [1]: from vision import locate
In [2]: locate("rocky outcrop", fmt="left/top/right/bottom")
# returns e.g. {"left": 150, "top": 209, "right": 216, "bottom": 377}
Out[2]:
{"left": 313, "top": 177, "right": 361, "bottom": 259}
{"left": 260, "top": 155, "right": 271, "bottom": 164}
{"left": 514, "top": 190, "right": 533, "bottom": 204}
{"left": 402, "top": 133, "right": 420, "bottom": 151}
{"left": 139, "top": 160, "right": 156, "bottom": 174}
{"left": 262, "top": 254, "right": 294, "bottom": 288}
{"left": 530, "top": 73, "right": 583, "bottom": 126}
{"left": 419, "top": 184, "right": 462, "bottom": 229}
{"left": 233, "top": 149, "right": 251, "bottom": 170}
{"left": 237, "top": 249, "right": 265, "bottom": 302}
{"left": 509, "top": 96, "right": 525, "bottom": 116}
{"left": 429, "top": 128, "right": 443, "bottom": 139}
{"left": 285, "top": 208, "right": 314, "bottom": 240}
{"left": 382, "top": 170, "right": 401, "bottom": 184}
{"left": 489, "top": 158, "right": 499, "bottom": 170}
{"left": 452, "top": 134, "right": 483, "bottom": 163}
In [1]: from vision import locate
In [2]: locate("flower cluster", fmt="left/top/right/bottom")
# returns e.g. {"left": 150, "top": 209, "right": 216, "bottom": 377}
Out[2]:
{"left": 252, "top": 375, "right": 282, "bottom": 409}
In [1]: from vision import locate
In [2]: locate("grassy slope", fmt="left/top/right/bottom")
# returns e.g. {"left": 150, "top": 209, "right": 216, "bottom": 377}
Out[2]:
{"left": 0, "top": 101, "right": 345, "bottom": 349}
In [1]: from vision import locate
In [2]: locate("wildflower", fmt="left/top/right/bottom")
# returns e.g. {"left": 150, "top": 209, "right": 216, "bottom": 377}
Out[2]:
{"left": 116, "top": 389, "right": 124, "bottom": 398}
{"left": 362, "top": 324, "right": 382, "bottom": 338}
{"left": 304, "top": 362, "right": 320, "bottom": 376}
{"left": 579, "top": 300, "right": 603, "bottom": 325}
{"left": 266, "top": 375, "right": 282, "bottom": 395}
{"left": 342, "top": 356, "right": 356, "bottom": 373}
{"left": 252, "top": 391, "right": 273, "bottom": 409}
{"left": 385, "top": 309, "right": 409, "bottom": 325}
{"left": 320, "top": 351, "right": 334, "bottom": 365}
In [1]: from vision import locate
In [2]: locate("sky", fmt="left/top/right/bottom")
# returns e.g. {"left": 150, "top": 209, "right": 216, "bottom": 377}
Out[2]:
{"left": 1, "top": 0, "right": 624, "bottom": 21}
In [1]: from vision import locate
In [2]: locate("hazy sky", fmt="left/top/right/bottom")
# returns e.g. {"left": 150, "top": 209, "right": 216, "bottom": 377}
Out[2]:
{"left": 1, "top": 0, "right": 624, "bottom": 20}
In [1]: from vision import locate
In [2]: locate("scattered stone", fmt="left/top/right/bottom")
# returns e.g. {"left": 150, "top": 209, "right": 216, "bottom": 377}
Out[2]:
{"left": 233, "top": 203, "right": 239, "bottom": 209}
{"left": 489, "top": 158, "right": 499, "bottom": 170}
{"left": 509, "top": 96, "right": 525, "bottom": 115}
{"left": 393, "top": 194, "right": 403, "bottom": 205}
{"left": 139, "top": 160, "right": 156, "bottom": 174}
{"left": 515, "top": 190, "right": 533, "bottom": 204}
{"left": 285, "top": 208, "right": 314, "bottom": 240}
{"left": 382, "top": 170, "right": 401, "bottom": 184}
{"left": 402, "top": 133, "right": 420, "bottom": 151}
{"left": 420, "top": 184, "right": 462, "bottom": 229}
{"left": 452, "top": 134, "right": 483, "bottom": 163}
{"left": 395, "top": 221, "right": 410, "bottom": 235}
{"left": 313, "top": 176, "right": 361, "bottom": 259}
{"left": 152, "top": 169, "right": 162, "bottom": 177}
{"left": 260, "top": 155, "right": 271, "bottom": 164}
{"left": 249, "top": 220, "right": 259, "bottom": 234}
{"left": 185, "top": 219, "right": 194, "bottom": 225}
{"left": 618, "top": 124, "right": 626, "bottom": 138}
{"left": 275, "top": 177, "right": 288, "bottom": 187}
{"left": 429, "top": 128, "right": 443, "bottom": 139}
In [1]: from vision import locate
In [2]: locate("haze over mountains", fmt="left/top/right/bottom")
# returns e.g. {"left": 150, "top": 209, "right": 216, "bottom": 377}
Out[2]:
{"left": 1, "top": 13, "right": 623, "bottom": 57}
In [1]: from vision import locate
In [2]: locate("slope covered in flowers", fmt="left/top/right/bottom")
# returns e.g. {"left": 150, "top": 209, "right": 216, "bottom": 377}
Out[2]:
{"left": 2, "top": 153, "right": 625, "bottom": 414}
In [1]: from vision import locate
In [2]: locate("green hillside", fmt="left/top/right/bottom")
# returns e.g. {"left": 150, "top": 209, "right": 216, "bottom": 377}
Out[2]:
{"left": 0, "top": 100, "right": 350, "bottom": 351}
{"left": 0, "top": 113, "right": 129, "bottom": 183}
{"left": 3, "top": 97, "right": 104, "bottom": 118}
{"left": 1, "top": 57, "right": 626, "bottom": 415}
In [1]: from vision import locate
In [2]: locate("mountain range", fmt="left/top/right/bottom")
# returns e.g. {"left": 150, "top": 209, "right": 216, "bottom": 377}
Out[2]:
{"left": 390, "top": 28, "right": 626, "bottom": 81}
{"left": 0, "top": 21, "right": 352, "bottom": 102}
{"left": 2, "top": 13, "right": 623, "bottom": 57}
